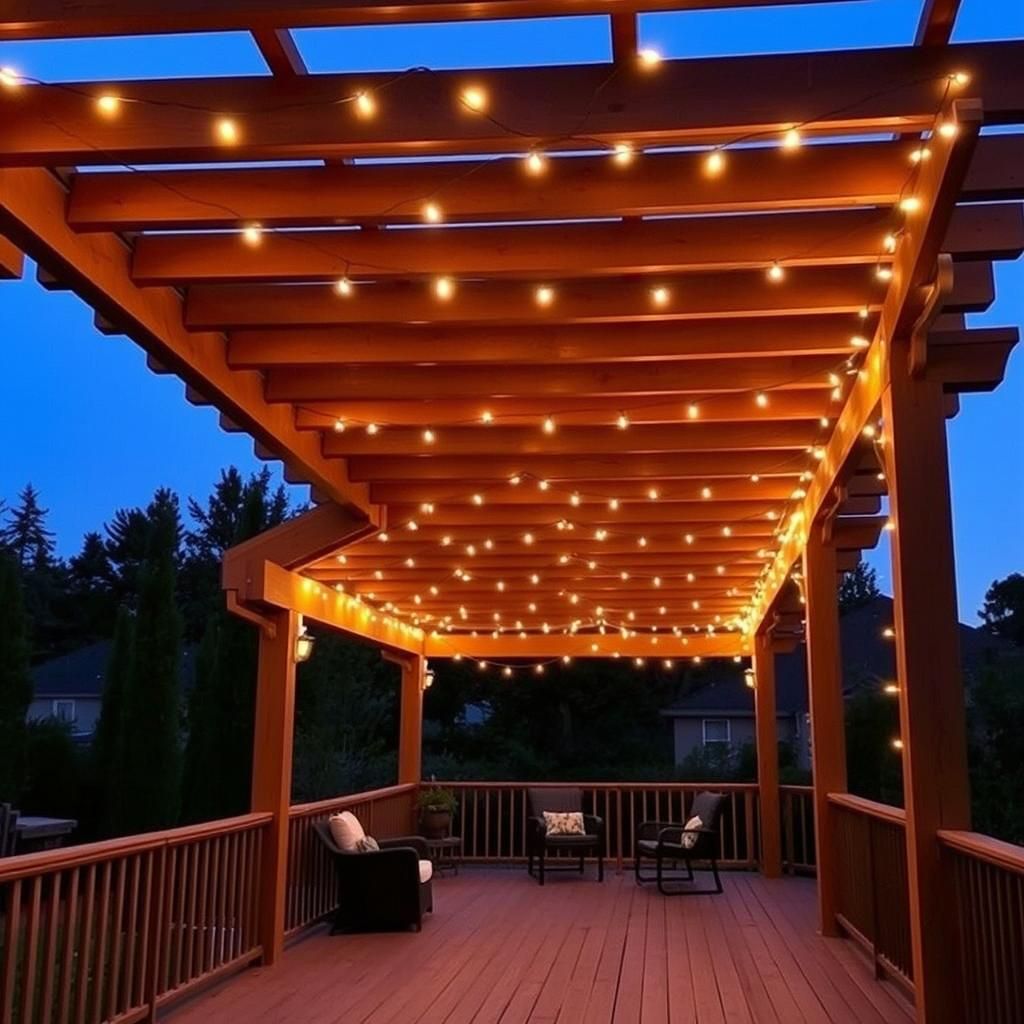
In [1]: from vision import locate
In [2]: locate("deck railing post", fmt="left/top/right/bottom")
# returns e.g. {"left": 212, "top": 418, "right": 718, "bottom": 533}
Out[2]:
{"left": 882, "top": 354, "right": 971, "bottom": 1023}
{"left": 250, "top": 608, "right": 298, "bottom": 968}
{"left": 753, "top": 632, "right": 782, "bottom": 877}
{"left": 389, "top": 652, "right": 425, "bottom": 786}
{"left": 803, "top": 524, "right": 847, "bottom": 937}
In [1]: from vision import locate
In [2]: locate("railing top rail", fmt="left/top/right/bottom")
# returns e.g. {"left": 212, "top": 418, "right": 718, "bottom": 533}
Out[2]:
{"left": 827, "top": 792, "right": 907, "bottom": 826}
{"left": 289, "top": 782, "right": 417, "bottom": 819}
{"left": 780, "top": 784, "right": 814, "bottom": 794}
{"left": 0, "top": 811, "right": 272, "bottom": 883}
{"left": 431, "top": 780, "right": 759, "bottom": 792}
{"left": 939, "top": 829, "right": 1024, "bottom": 875}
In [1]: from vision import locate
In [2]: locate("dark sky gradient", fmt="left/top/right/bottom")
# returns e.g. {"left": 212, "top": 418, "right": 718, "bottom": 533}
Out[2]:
{"left": 0, "top": 0, "right": 1021, "bottom": 624}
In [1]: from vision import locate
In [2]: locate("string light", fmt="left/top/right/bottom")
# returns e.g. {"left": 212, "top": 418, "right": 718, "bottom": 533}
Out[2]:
{"left": 701, "top": 486, "right": 712, "bottom": 499}
{"left": 651, "top": 286, "right": 671, "bottom": 308}
{"left": 422, "top": 428, "right": 436, "bottom": 444}
{"left": 0, "top": 67, "right": 22, "bottom": 89}
{"left": 535, "top": 285, "right": 555, "bottom": 307}
{"left": 215, "top": 118, "right": 239, "bottom": 144}
{"left": 366, "top": 423, "right": 379, "bottom": 435}
{"left": 767, "top": 261, "right": 785, "bottom": 283}
{"left": 472, "top": 493, "right": 484, "bottom": 505}
{"left": 423, "top": 202, "right": 443, "bottom": 224}
{"left": 910, "top": 146, "right": 931, "bottom": 164}
{"left": 613, "top": 142, "right": 634, "bottom": 166}
{"left": 242, "top": 224, "right": 262, "bottom": 246}
{"left": 647, "top": 487, "right": 659, "bottom": 501}
{"left": 525, "top": 151, "right": 547, "bottom": 175}
{"left": 850, "top": 335, "right": 870, "bottom": 349}
{"left": 335, "top": 277, "right": 353, "bottom": 297}
{"left": 938, "top": 120, "right": 958, "bottom": 139}
{"left": 687, "top": 403, "right": 700, "bottom": 420}
{"left": 332, "top": 418, "right": 346, "bottom": 433}
{"left": 353, "top": 90, "right": 376, "bottom": 117}
{"left": 892, "top": 737, "right": 904, "bottom": 751}
{"left": 96, "top": 94, "right": 121, "bottom": 117}
{"left": 899, "top": 196, "right": 921, "bottom": 214}
{"left": 782, "top": 128, "right": 802, "bottom": 150}
{"left": 638, "top": 48, "right": 662, "bottom": 68}
{"left": 480, "top": 411, "right": 494, "bottom": 425}
{"left": 460, "top": 86, "right": 488, "bottom": 112}
{"left": 608, "top": 498, "right": 620, "bottom": 511}
{"left": 616, "top": 412, "right": 630, "bottom": 430}
{"left": 434, "top": 276, "right": 455, "bottom": 300}
{"left": 876, "top": 264, "right": 893, "bottom": 282}
{"left": 542, "top": 416, "right": 556, "bottom": 434}
{"left": 705, "top": 150, "right": 725, "bottom": 176}
{"left": 755, "top": 391, "right": 769, "bottom": 408}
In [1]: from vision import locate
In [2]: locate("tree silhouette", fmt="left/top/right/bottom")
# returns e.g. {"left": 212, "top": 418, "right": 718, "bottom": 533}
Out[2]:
{"left": 0, "top": 553, "right": 32, "bottom": 801}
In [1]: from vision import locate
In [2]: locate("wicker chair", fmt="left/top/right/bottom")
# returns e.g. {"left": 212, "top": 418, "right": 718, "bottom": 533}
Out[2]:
{"left": 633, "top": 791, "right": 725, "bottom": 895}
{"left": 526, "top": 787, "right": 605, "bottom": 885}
{"left": 313, "top": 821, "right": 433, "bottom": 932}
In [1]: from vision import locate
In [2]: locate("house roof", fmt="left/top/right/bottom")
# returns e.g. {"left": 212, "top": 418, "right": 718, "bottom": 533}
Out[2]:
{"left": 32, "top": 640, "right": 197, "bottom": 699}
{"left": 662, "top": 596, "right": 1010, "bottom": 718}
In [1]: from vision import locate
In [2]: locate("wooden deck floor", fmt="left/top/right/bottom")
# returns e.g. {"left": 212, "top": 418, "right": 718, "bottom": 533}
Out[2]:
{"left": 168, "top": 869, "right": 913, "bottom": 1024}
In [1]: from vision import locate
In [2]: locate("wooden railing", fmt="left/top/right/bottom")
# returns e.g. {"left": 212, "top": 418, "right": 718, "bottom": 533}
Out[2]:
{"left": 284, "top": 783, "right": 417, "bottom": 935}
{"left": 780, "top": 785, "right": 816, "bottom": 874}
{"left": 0, "top": 813, "right": 269, "bottom": 1024}
{"left": 940, "top": 830, "right": 1024, "bottom": 1024}
{"left": 828, "top": 793, "right": 913, "bottom": 991}
{"left": 434, "top": 782, "right": 760, "bottom": 870}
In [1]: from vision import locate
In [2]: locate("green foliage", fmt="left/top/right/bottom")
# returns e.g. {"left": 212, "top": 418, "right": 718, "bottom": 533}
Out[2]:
{"left": 838, "top": 563, "right": 881, "bottom": 615}
{"left": 417, "top": 785, "right": 457, "bottom": 814}
{"left": 968, "top": 659, "right": 1024, "bottom": 844}
{"left": 119, "top": 490, "right": 183, "bottom": 833}
{"left": 20, "top": 717, "right": 81, "bottom": 819}
{"left": 0, "top": 552, "right": 32, "bottom": 801}
{"left": 1, "top": 484, "right": 55, "bottom": 571}
{"left": 979, "top": 572, "right": 1024, "bottom": 647}
{"left": 675, "top": 741, "right": 755, "bottom": 783}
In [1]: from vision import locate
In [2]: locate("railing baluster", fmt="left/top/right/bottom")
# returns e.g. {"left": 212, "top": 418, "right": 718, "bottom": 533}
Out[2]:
{"left": 0, "top": 878, "right": 22, "bottom": 1024}
{"left": 40, "top": 870, "right": 63, "bottom": 1024}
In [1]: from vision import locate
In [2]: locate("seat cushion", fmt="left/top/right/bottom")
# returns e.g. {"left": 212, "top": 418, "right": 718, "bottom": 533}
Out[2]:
{"left": 637, "top": 838, "right": 686, "bottom": 857}
{"left": 418, "top": 859, "right": 434, "bottom": 884}
{"left": 543, "top": 833, "right": 600, "bottom": 847}
{"left": 328, "top": 811, "right": 365, "bottom": 852}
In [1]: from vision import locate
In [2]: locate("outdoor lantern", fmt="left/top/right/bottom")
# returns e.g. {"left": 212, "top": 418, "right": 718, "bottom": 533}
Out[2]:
{"left": 423, "top": 665, "right": 435, "bottom": 690}
{"left": 294, "top": 621, "right": 315, "bottom": 664}
{"left": 744, "top": 667, "right": 756, "bottom": 689}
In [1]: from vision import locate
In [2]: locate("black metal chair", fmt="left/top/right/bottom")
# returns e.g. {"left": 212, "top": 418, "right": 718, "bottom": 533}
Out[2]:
{"left": 313, "top": 821, "right": 433, "bottom": 932}
{"left": 526, "top": 787, "right": 605, "bottom": 885}
{"left": 634, "top": 791, "right": 726, "bottom": 895}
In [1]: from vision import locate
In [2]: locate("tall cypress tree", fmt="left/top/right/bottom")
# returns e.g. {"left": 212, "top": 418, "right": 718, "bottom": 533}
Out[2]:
{"left": 92, "top": 605, "right": 134, "bottom": 835}
{"left": 120, "top": 492, "right": 183, "bottom": 833}
{"left": 0, "top": 552, "right": 32, "bottom": 801}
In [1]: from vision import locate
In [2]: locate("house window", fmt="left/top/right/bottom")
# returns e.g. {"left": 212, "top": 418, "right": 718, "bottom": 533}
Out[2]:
{"left": 702, "top": 718, "right": 731, "bottom": 745}
{"left": 53, "top": 699, "right": 76, "bottom": 723}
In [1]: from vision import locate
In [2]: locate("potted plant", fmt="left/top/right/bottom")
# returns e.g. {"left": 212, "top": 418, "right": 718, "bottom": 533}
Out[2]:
{"left": 417, "top": 785, "right": 457, "bottom": 838}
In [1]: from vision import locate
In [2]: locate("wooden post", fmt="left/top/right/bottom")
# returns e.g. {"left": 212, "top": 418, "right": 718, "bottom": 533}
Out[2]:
{"left": 394, "top": 653, "right": 425, "bottom": 786}
{"left": 882, "top": 354, "right": 970, "bottom": 1023}
{"left": 803, "top": 526, "right": 847, "bottom": 936}
{"left": 250, "top": 609, "right": 298, "bottom": 967}
{"left": 753, "top": 632, "right": 782, "bottom": 878}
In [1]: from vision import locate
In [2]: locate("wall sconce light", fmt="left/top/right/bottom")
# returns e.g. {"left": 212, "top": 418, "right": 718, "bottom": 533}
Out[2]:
{"left": 744, "top": 668, "right": 756, "bottom": 689}
{"left": 295, "top": 618, "right": 315, "bottom": 663}
{"left": 423, "top": 665, "right": 435, "bottom": 691}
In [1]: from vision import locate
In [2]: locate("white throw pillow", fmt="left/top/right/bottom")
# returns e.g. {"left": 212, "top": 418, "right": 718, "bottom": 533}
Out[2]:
{"left": 680, "top": 815, "right": 703, "bottom": 850}
{"left": 328, "top": 811, "right": 365, "bottom": 852}
{"left": 418, "top": 859, "right": 434, "bottom": 884}
{"left": 543, "top": 811, "right": 585, "bottom": 836}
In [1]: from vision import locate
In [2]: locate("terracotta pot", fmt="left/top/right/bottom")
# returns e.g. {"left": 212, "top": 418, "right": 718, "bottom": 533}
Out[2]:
{"left": 420, "top": 809, "right": 452, "bottom": 838}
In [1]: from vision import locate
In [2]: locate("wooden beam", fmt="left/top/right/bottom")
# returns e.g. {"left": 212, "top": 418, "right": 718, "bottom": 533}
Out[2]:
{"left": 251, "top": 28, "right": 308, "bottom": 77}
{"left": 915, "top": 0, "right": 962, "bottom": 46}
{"left": 244, "top": 316, "right": 857, "bottom": 367}
{"left": 882, "top": 359, "right": 971, "bottom": 1023}
{"left": 746, "top": 98, "right": 983, "bottom": 630}
{"left": 928, "top": 326, "right": 1020, "bottom": 392}
{"left": 315, "top": 551, "right": 770, "bottom": 570}
{"left": 0, "top": 167, "right": 375, "bottom": 518}
{"left": 267, "top": 354, "right": 846, "bottom": 403}
{"left": 387, "top": 652, "right": 425, "bottom": 785}
{"left": 66, "top": 135, "right": 1024, "bottom": 232}
{"left": 322, "top": 421, "right": 819, "bottom": 458}
{"left": 251, "top": 607, "right": 298, "bottom": 967}
{"left": 802, "top": 525, "right": 846, "bottom": 937}
{"left": 0, "top": 233, "right": 22, "bottom": 278}
{"left": 423, "top": 630, "right": 745, "bottom": 659}
{"left": 753, "top": 631, "right": 781, "bottom": 878}
{"left": 2, "top": 43, "right": 1021, "bottom": 166}
{"left": 132, "top": 203, "right": 1024, "bottom": 285}
{"left": 0, "top": 0, "right": 885, "bottom": 38}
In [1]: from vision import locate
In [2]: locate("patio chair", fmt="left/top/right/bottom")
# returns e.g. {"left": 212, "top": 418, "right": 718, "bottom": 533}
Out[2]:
{"left": 634, "top": 791, "right": 725, "bottom": 895}
{"left": 313, "top": 821, "right": 433, "bottom": 932}
{"left": 526, "top": 787, "right": 605, "bottom": 885}
{"left": 0, "top": 804, "right": 18, "bottom": 858}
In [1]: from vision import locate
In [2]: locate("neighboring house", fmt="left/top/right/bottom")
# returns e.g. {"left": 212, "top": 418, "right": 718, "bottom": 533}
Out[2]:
{"left": 662, "top": 596, "right": 1008, "bottom": 769}
{"left": 29, "top": 640, "right": 196, "bottom": 740}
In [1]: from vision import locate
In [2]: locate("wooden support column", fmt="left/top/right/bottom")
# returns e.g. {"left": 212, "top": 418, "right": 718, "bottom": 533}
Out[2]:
{"left": 390, "top": 653, "right": 425, "bottom": 786}
{"left": 250, "top": 608, "right": 298, "bottom": 967}
{"left": 753, "top": 632, "right": 782, "bottom": 878}
{"left": 882, "top": 350, "right": 971, "bottom": 1024}
{"left": 803, "top": 526, "right": 847, "bottom": 936}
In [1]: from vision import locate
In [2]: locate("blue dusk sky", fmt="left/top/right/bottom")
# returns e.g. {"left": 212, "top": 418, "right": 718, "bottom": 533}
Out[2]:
{"left": 0, "top": 0, "right": 1022, "bottom": 624}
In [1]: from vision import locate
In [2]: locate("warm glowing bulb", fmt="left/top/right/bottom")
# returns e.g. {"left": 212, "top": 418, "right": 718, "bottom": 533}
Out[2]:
{"left": 434, "top": 276, "right": 455, "bottom": 300}
{"left": 242, "top": 224, "right": 262, "bottom": 246}
{"left": 542, "top": 416, "right": 556, "bottom": 434}
{"left": 354, "top": 91, "right": 376, "bottom": 118}
{"left": 876, "top": 265, "right": 893, "bottom": 281}
{"left": 899, "top": 196, "right": 921, "bottom": 214}
{"left": 767, "top": 261, "right": 784, "bottom": 282}
{"left": 525, "top": 151, "right": 547, "bottom": 175}
{"left": 96, "top": 94, "right": 121, "bottom": 116}
{"left": 910, "top": 146, "right": 931, "bottom": 164}
{"left": 333, "top": 418, "right": 345, "bottom": 433}
{"left": 651, "top": 286, "right": 670, "bottom": 307}
{"left": 617, "top": 413, "right": 630, "bottom": 430}
{"left": 460, "top": 86, "right": 487, "bottom": 112}
{"left": 701, "top": 486, "right": 712, "bottom": 500}
{"left": 480, "top": 410, "right": 494, "bottom": 424}
{"left": 613, "top": 142, "right": 634, "bottom": 166}
{"left": 687, "top": 403, "right": 699, "bottom": 420}
{"left": 423, "top": 202, "right": 443, "bottom": 224}
{"left": 647, "top": 487, "right": 659, "bottom": 501}
{"left": 950, "top": 71, "right": 970, "bottom": 86}
{"left": 782, "top": 128, "right": 802, "bottom": 150}
{"left": 335, "top": 276, "right": 353, "bottom": 297}
{"left": 0, "top": 67, "right": 21, "bottom": 89}
{"left": 422, "top": 428, "right": 436, "bottom": 444}
{"left": 366, "top": 422, "right": 379, "bottom": 435}
{"left": 472, "top": 493, "right": 484, "bottom": 505}
{"left": 851, "top": 335, "right": 870, "bottom": 349}
{"left": 938, "top": 120, "right": 958, "bottom": 139}
{"left": 705, "top": 150, "right": 725, "bottom": 176}
{"left": 638, "top": 48, "right": 662, "bottom": 68}
{"left": 755, "top": 391, "right": 769, "bottom": 408}
{"left": 535, "top": 285, "right": 555, "bottom": 307}
{"left": 608, "top": 498, "right": 620, "bottom": 511}
{"left": 892, "top": 737, "right": 904, "bottom": 750}
{"left": 214, "top": 118, "right": 240, "bottom": 144}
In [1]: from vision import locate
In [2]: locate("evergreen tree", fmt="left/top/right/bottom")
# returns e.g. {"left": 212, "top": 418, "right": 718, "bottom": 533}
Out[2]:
{"left": 0, "top": 553, "right": 32, "bottom": 801}
{"left": 120, "top": 491, "right": 183, "bottom": 833}
{"left": 180, "top": 622, "right": 222, "bottom": 823}
{"left": 979, "top": 572, "right": 1024, "bottom": 646}
{"left": 21, "top": 718, "right": 81, "bottom": 819}
{"left": 2, "top": 484, "right": 55, "bottom": 570}
{"left": 838, "top": 563, "right": 881, "bottom": 615}
{"left": 92, "top": 606, "right": 134, "bottom": 835}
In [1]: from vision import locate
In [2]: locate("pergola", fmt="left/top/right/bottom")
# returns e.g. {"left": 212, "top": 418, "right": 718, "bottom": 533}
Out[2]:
{"left": 1, "top": 4, "right": 1022, "bottom": 1021}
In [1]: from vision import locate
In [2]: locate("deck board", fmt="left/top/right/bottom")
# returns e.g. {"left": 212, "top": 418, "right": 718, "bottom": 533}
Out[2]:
{"left": 167, "top": 870, "right": 912, "bottom": 1024}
